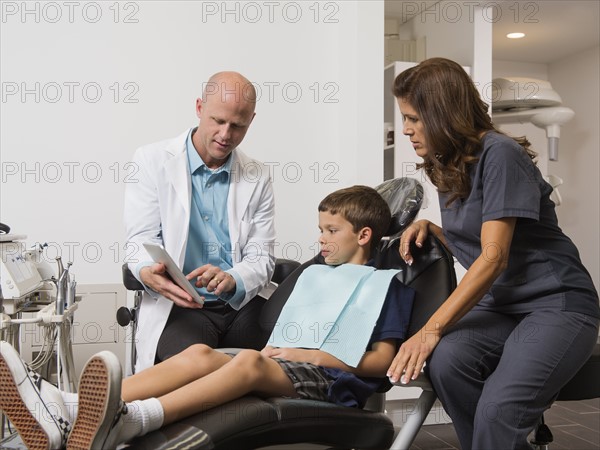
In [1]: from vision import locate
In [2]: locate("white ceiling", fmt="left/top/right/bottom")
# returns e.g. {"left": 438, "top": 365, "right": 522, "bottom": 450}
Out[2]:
{"left": 385, "top": 0, "right": 600, "bottom": 64}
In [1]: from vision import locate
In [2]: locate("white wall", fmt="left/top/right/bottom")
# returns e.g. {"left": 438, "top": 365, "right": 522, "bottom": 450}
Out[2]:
{"left": 549, "top": 46, "right": 600, "bottom": 291}
{"left": 492, "top": 48, "right": 600, "bottom": 292}
{"left": 0, "top": 1, "right": 384, "bottom": 283}
{"left": 402, "top": 3, "right": 472, "bottom": 65}
{"left": 493, "top": 60, "right": 548, "bottom": 81}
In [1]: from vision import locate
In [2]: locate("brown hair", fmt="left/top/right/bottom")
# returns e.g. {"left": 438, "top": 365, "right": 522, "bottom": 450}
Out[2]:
{"left": 318, "top": 185, "right": 391, "bottom": 251}
{"left": 393, "top": 57, "right": 535, "bottom": 205}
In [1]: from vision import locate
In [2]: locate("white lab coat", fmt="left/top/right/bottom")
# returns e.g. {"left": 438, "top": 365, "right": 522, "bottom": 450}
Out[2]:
{"left": 124, "top": 129, "right": 276, "bottom": 372}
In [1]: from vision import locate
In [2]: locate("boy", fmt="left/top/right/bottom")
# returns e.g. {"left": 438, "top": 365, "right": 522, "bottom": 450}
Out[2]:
{"left": 0, "top": 185, "right": 414, "bottom": 450}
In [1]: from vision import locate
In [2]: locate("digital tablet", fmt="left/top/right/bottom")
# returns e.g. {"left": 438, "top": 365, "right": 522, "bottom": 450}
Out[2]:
{"left": 143, "top": 242, "right": 204, "bottom": 305}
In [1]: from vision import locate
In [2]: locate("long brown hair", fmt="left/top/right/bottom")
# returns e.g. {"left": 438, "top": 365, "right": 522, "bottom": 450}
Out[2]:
{"left": 393, "top": 58, "right": 535, "bottom": 205}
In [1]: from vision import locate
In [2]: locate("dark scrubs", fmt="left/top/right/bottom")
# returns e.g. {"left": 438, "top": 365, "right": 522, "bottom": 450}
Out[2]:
{"left": 428, "top": 132, "right": 600, "bottom": 450}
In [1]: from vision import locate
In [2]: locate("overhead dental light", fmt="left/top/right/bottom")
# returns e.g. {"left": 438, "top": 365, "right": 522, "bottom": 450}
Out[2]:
{"left": 491, "top": 77, "right": 574, "bottom": 161}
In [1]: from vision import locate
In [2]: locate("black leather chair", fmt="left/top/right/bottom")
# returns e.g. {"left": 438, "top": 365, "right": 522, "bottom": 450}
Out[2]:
{"left": 119, "top": 237, "right": 457, "bottom": 449}
{"left": 378, "top": 235, "right": 457, "bottom": 450}
{"left": 118, "top": 178, "right": 461, "bottom": 449}
{"left": 116, "top": 176, "right": 425, "bottom": 376}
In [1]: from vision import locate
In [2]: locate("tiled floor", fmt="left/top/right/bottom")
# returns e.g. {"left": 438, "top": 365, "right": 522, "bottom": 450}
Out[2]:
{"left": 409, "top": 398, "right": 600, "bottom": 450}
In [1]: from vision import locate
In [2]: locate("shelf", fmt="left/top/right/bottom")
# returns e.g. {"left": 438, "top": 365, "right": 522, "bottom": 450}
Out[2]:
{"left": 384, "top": 144, "right": 395, "bottom": 151}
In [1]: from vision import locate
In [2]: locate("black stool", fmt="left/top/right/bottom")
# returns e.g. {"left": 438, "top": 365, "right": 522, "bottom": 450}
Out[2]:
{"left": 531, "top": 341, "right": 600, "bottom": 449}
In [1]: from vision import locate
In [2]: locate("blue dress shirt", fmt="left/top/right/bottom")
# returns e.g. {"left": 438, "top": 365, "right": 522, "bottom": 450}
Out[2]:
{"left": 134, "top": 130, "right": 247, "bottom": 304}
{"left": 184, "top": 129, "right": 246, "bottom": 303}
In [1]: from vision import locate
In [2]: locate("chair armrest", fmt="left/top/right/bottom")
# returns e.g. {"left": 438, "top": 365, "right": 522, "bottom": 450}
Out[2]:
{"left": 391, "top": 371, "right": 434, "bottom": 391}
{"left": 122, "top": 263, "right": 144, "bottom": 291}
{"left": 271, "top": 259, "right": 301, "bottom": 285}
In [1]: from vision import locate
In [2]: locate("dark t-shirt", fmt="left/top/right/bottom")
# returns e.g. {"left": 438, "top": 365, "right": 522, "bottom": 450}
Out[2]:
{"left": 321, "top": 277, "right": 415, "bottom": 408}
{"left": 439, "top": 131, "right": 599, "bottom": 317}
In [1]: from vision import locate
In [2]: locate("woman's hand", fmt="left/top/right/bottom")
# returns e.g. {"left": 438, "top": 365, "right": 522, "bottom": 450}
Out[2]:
{"left": 387, "top": 326, "right": 441, "bottom": 384}
{"left": 400, "top": 219, "right": 430, "bottom": 265}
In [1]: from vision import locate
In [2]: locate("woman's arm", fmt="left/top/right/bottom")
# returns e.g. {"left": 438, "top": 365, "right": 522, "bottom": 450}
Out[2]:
{"left": 388, "top": 217, "right": 516, "bottom": 384}
{"left": 262, "top": 339, "right": 397, "bottom": 378}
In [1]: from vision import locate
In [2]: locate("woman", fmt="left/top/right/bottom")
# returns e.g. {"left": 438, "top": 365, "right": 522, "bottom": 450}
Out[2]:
{"left": 386, "top": 57, "right": 599, "bottom": 449}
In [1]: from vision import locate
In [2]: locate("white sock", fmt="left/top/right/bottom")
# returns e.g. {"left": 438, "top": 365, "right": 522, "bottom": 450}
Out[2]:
{"left": 135, "top": 398, "right": 164, "bottom": 435}
{"left": 60, "top": 391, "right": 79, "bottom": 424}
{"left": 121, "top": 398, "right": 164, "bottom": 441}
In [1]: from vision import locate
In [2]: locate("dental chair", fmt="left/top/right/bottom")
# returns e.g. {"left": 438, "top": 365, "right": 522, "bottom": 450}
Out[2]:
{"left": 376, "top": 236, "right": 457, "bottom": 450}
{"left": 119, "top": 177, "right": 458, "bottom": 450}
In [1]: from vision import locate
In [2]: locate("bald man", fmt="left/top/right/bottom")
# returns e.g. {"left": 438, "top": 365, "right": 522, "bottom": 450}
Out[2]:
{"left": 125, "top": 72, "right": 276, "bottom": 372}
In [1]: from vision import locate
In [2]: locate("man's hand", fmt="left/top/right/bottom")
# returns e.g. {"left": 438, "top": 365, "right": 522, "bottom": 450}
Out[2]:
{"left": 140, "top": 264, "right": 204, "bottom": 309}
{"left": 187, "top": 264, "right": 236, "bottom": 297}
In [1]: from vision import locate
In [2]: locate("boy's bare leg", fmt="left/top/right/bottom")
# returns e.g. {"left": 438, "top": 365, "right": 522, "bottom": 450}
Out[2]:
{"left": 160, "top": 349, "right": 297, "bottom": 424}
{"left": 67, "top": 348, "right": 298, "bottom": 448}
{"left": 122, "top": 344, "right": 234, "bottom": 402}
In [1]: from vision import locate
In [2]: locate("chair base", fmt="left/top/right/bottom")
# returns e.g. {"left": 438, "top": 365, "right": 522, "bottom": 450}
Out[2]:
{"left": 389, "top": 388, "right": 437, "bottom": 450}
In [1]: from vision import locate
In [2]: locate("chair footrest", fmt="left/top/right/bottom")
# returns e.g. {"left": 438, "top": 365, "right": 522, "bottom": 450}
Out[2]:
{"left": 123, "top": 397, "right": 395, "bottom": 450}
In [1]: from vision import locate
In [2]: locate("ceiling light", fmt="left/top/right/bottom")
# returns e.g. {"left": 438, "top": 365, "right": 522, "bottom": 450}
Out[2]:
{"left": 507, "top": 32, "right": 525, "bottom": 39}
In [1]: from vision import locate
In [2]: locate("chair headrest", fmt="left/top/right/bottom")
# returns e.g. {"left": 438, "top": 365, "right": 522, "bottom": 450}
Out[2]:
{"left": 375, "top": 177, "right": 423, "bottom": 237}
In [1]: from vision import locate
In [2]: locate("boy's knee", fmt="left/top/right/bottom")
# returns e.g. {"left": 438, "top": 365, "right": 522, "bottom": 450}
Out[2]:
{"left": 232, "top": 349, "right": 263, "bottom": 364}
{"left": 231, "top": 350, "right": 268, "bottom": 377}
{"left": 183, "top": 343, "right": 214, "bottom": 359}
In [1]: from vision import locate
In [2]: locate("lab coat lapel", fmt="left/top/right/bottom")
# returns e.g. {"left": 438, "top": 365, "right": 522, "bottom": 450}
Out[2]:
{"left": 164, "top": 138, "right": 192, "bottom": 214}
{"left": 164, "top": 135, "right": 192, "bottom": 264}
{"left": 229, "top": 150, "right": 257, "bottom": 248}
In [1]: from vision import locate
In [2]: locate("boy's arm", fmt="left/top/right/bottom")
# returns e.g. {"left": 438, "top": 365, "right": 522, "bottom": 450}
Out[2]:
{"left": 261, "top": 339, "right": 397, "bottom": 378}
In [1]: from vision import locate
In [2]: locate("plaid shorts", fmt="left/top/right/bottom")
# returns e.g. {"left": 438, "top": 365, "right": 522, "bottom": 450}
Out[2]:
{"left": 275, "top": 359, "right": 334, "bottom": 402}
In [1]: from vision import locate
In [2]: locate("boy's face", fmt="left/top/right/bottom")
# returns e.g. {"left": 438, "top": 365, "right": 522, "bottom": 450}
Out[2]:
{"left": 318, "top": 211, "right": 369, "bottom": 266}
